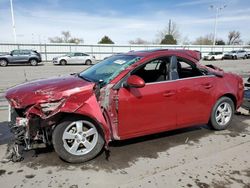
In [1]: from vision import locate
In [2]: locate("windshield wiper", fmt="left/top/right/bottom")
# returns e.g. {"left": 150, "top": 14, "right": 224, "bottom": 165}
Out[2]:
{"left": 77, "top": 73, "right": 93, "bottom": 82}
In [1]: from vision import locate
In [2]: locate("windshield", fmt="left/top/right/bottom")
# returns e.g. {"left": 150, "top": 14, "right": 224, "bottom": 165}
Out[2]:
{"left": 231, "top": 51, "right": 236, "bottom": 53}
{"left": 79, "top": 55, "right": 141, "bottom": 86}
{"left": 208, "top": 52, "right": 215, "bottom": 55}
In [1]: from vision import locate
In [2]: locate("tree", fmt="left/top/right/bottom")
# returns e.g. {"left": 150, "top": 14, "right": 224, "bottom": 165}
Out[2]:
{"left": 160, "top": 34, "right": 177, "bottom": 45}
{"left": 228, "top": 31, "right": 242, "bottom": 45}
{"left": 129, "top": 38, "right": 149, "bottom": 44}
{"left": 216, "top": 39, "right": 225, "bottom": 45}
{"left": 193, "top": 34, "right": 213, "bottom": 45}
{"left": 98, "top": 36, "right": 114, "bottom": 44}
{"left": 49, "top": 31, "right": 83, "bottom": 44}
{"left": 156, "top": 21, "right": 180, "bottom": 44}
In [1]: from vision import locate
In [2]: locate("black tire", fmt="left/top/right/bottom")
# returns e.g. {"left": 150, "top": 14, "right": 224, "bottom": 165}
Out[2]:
{"left": 209, "top": 97, "right": 234, "bottom": 130}
{"left": 211, "top": 56, "right": 215, "bottom": 61}
{"left": 0, "top": 59, "right": 8, "bottom": 67}
{"left": 244, "top": 55, "right": 247, "bottom": 59}
{"left": 29, "top": 59, "right": 38, "bottom": 66}
{"left": 234, "top": 56, "right": 237, "bottom": 60}
{"left": 52, "top": 117, "right": 104, "bottom": 163}
{"left": 60, "top": 59, "right": 67, "bottom": 65}
{"left": 85, "top": 60, "right": 92, "bottom": 65}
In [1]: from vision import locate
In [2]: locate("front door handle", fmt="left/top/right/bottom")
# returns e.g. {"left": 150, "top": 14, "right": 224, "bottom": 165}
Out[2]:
{"left": 163, "top": 91, "right": 176, "bottom": 97}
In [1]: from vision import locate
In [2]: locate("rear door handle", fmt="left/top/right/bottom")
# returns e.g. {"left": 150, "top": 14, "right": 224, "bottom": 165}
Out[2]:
{"left": 202, "top": 83, "right": 213, "bottom": 89}
{"left": 163, "top": 91, "right": 176, "bottom": 97}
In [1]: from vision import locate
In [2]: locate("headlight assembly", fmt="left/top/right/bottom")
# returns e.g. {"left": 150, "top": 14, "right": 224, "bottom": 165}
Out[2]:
{"left": 40, "top": 100, "right": 64, "bottom": 113}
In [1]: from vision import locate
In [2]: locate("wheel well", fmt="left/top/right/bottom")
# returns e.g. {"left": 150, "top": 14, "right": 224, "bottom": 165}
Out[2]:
{"left": 86, "top": 59, "right": 92, "bottom": 62}
{"left": 220, "top": 93, "right": 237, "bottom": 109}
{"left": 0, "top": 58, "right": 9, "bottom": 62}
{"left": 54, "top": 112, "right": 105, "bottom": 138}
{"left": 29, "top": 58, "right": 38, "bottom": 62}
{"left": 60, "top": 59, "right": 67, "bottom": 63}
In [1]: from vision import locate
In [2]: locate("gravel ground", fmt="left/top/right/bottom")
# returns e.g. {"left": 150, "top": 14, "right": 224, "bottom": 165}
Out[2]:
{"left": 0, "top": 59, "right": 249, "bottom": 188}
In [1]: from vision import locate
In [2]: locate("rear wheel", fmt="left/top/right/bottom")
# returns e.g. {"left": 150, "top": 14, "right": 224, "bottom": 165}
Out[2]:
{"left": 244, "top": 55, "right": 247, "bottom": 59}
{"left": 85, "top": 60, "right": 92, "bottom": 65}
{"left": 60, "top": 59, "right": 67, "bottom": 65}
{"left": 209, "top": 97, "right": 234, "bottom": 130}
{"left": 0, "top": 59, "right": 8, "bottom": 67}
{"left": 30, "top": 59, "right": 38, "bottom": 66}
{"left": 234, "top": 55, "right": 237, "bottom": 60}
{"left": 52, "top": 118, "right": 104, "bottom": 163}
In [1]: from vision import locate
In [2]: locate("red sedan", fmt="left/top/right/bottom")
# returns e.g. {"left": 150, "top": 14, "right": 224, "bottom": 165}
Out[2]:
{"left": 5, "top": 49, "right": 244, "bottom": 163}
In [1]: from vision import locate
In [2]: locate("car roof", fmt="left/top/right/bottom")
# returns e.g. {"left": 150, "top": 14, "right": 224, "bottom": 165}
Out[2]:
{"left": 125, "top": 49, "right": 201, "bottom": 61}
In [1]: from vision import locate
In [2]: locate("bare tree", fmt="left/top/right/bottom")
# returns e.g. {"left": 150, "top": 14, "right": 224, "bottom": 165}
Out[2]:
{"left": 193, "top": 34, "right": 213, "bottom": 45}
{"left": 156, "top": 21, "right": 180, "bottom": 44}
{"left": 227, "top": 31, "right": 242, "bottom": 45}
{"left": 49, "top": 31, "right": 83, "bottom": 44}
{"left": 129, "top": 38, "right": 149, "bottom": 44}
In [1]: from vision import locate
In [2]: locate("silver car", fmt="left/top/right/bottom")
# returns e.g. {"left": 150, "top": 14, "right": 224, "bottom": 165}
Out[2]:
{"left": 52, "top": 52, "right": 96, "bottom": 65}
{"left": 224, "top": 50, "right": 248, "bottom": 60}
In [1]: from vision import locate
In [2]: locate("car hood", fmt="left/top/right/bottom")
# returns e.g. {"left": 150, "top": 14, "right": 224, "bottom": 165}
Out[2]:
{"left": 5, "top": 75, "right": 95, "bottom": 108}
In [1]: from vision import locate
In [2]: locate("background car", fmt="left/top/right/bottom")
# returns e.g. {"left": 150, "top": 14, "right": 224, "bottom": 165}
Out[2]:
{"left": 52, "top": 52, "right": 96, "bottom": 65}
{"left": 224, "top": 50, "right": 248, "bottom": 59}
{"left": 0, "top": 49, "right": 42, "bottom": 66}
{"left": 203, "top": 52, "right": 224, "bottom": 60}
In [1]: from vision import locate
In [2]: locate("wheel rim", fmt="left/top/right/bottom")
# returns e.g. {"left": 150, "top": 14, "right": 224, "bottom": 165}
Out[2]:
{"left": 62, "top": 120, "right": 98, "bottom": 156}
{"left": 0, "top": 60, "right": 7, "bottom": 66}
{"left": 215, "top": 102, "right": 232, "bottom": 126}
{"left": 31, "top": 60, "right": 37, "bottom": 65}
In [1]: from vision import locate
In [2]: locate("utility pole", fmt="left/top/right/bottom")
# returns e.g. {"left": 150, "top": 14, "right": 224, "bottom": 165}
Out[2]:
{"left": 10, "top": 0, "right": 17, "bottom": 43}
{"left": 210, "top": 4, "right": 227, "bottom": 45}
{"left": 168, "top": 19, "right": 172, "bottom": 35}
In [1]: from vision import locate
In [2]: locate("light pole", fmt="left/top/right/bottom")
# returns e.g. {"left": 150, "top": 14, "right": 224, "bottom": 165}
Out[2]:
{"left": 10, "top": 0, "right": 17, "bottom": 43}
{"left": 210, "top": 4, "right": 226, "bottom": 45}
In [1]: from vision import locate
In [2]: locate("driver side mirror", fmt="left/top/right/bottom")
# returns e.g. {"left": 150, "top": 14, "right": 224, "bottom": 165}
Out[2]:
{"left": 126, "top": 75, "right": 145, "bottom": 88}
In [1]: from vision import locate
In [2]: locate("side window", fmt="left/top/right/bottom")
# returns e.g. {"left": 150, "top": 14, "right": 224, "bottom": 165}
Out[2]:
{"left": 11, "top": 50, "right": 19, "bottom": 55}
{"left": 21, "top": 50, "right": 30, "bottom": 55}
{"left": 132, "top": 57, "right": 170, "bottom": 83}
{"left": 74, "top": 53, "right": 81, "bottom": 56}
{"left": 177, "top": 58, "right": 204, "bottom": 79}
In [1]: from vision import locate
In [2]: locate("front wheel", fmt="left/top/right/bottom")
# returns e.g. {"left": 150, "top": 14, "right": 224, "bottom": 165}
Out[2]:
{"left": 85, "top": 60, "right": 92, "bottom": 65}
{"left": 209, "top": 97, "right": 234, "bottom": 130}
{"left": 52, "top": 118, "right": 104, "bottom": 163}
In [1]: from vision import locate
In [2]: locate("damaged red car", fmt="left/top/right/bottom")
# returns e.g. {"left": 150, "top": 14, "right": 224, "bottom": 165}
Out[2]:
{"left": 5, "top": 49, "right": 244, "bottom": 163}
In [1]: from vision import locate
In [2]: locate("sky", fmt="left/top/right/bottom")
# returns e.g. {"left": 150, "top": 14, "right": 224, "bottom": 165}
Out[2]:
{"left": 0, "top": 0, "right": 250, "bottom": 44}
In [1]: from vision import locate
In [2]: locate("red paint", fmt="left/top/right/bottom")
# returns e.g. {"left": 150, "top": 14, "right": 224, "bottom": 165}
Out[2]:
{"left": 5, "top": 50, "right": 244, "bottom": 144}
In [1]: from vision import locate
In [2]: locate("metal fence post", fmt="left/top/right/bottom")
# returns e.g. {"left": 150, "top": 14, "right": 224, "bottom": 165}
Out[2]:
{"left": 44, "top": 43, "right": 48, "bottom": 62}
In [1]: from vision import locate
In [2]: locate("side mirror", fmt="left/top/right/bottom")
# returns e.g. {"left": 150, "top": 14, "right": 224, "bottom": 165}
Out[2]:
{"left": 126, "top": 75, "right": 145, "bottom": 88}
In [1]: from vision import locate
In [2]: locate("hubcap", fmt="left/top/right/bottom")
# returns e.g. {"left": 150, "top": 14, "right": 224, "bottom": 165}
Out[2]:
{"left": 62, "top": 120, "right": 98, "bottom": 155}
{"left": 215, "top": 102, "right": 232, "bottom": 126}
{"left": 31, "top": 60, "right": 37, "bottom": 65}
{"left": 0, "top": 60, "right": 7, "bottom": 66}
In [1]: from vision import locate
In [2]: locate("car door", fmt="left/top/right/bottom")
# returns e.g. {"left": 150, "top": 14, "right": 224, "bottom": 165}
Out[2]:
{"left": 9, "top": 50, "right": 21, "bottom": 63}
{"left": 117, "top": 56, "right": 177, "bottom": 139}
{"left": 175, "top": 57, "right": 216, "bottom": 128}
{"left": 78, "top": 53, "right": 87, "bottom": 64}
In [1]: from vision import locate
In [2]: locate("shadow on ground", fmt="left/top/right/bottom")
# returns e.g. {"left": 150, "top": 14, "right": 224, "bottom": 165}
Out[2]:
{"left": 0, "top": 114, "right": 249, "bottom": 172}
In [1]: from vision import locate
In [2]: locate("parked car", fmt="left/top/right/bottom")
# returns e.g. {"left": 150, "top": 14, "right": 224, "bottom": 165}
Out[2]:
{"left": 223, "top": 50, "right": 248, "bottom": 59}
{"left": 241, "top": 77, "right": 250, "bottom": 113}
{"left": 52, "top": 52, "right": 96, "bottom": 65}
{"left": 203, "top": 52, "right": 224, "bottom": 60}
{"left": 5, "top": 49, "right": 243, "bottom": 163}
{"left": 0, "top": 49, "right": 42, "bottom": 66}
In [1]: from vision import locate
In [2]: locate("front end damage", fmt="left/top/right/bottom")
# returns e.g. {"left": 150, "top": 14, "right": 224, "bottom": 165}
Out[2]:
{"left": 4, "top": 75, "right": 112, "bottom": 162}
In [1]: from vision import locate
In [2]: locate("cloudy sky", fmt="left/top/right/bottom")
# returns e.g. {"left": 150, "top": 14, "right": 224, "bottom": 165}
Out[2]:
{"left": 0, "top": 0, "right": 250, "bottom": 44}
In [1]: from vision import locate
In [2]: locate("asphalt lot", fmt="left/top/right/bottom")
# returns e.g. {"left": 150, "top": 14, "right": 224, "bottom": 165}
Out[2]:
{"left": 0, "top": 59, "right": 250, "bottom": 188}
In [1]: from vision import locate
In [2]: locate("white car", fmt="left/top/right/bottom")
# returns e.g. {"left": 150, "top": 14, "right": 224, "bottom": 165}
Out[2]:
{"left": 203, "top": 52, "right": 224, "bottom": 60}
{"left": 52, "top": 52, "right": 96, "bottom": 65}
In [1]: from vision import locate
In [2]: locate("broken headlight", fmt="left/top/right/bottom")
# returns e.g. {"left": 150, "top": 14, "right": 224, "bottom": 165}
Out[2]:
{"left": 40, "top": 100, "right": 64, "bottom": 113}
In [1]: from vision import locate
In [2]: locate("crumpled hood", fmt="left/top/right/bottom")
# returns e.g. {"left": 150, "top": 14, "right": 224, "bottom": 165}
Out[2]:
{"left": 5, "top": 75, "right": 95, "bottom": 108}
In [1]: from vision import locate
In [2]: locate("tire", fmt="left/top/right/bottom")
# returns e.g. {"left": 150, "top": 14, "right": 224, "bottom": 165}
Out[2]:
{"left": 52, "top": 118, "right": 104, "bottom": 163}
{"left": 60, "top": 59, "right": 67, "bottom": 65}
{"left": 85, "top": 60, "right": 92, "bottom": 65}
{"left": 29, "top": 59, "right": 38, "bottom": 66}
{"left": 244, "top": 55, "right": 247, "bottom": 59}
{"left": 0, "top": 59, "right": 8, "bottom": 67}
{"left": 234, "top": 56, "right": 237, "bottom": 60}
{"left": 211, "top": 56, "right": 215, "bottom": 61}
{"left": 209, "top": 97, "right": 234, "bottom": 130}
